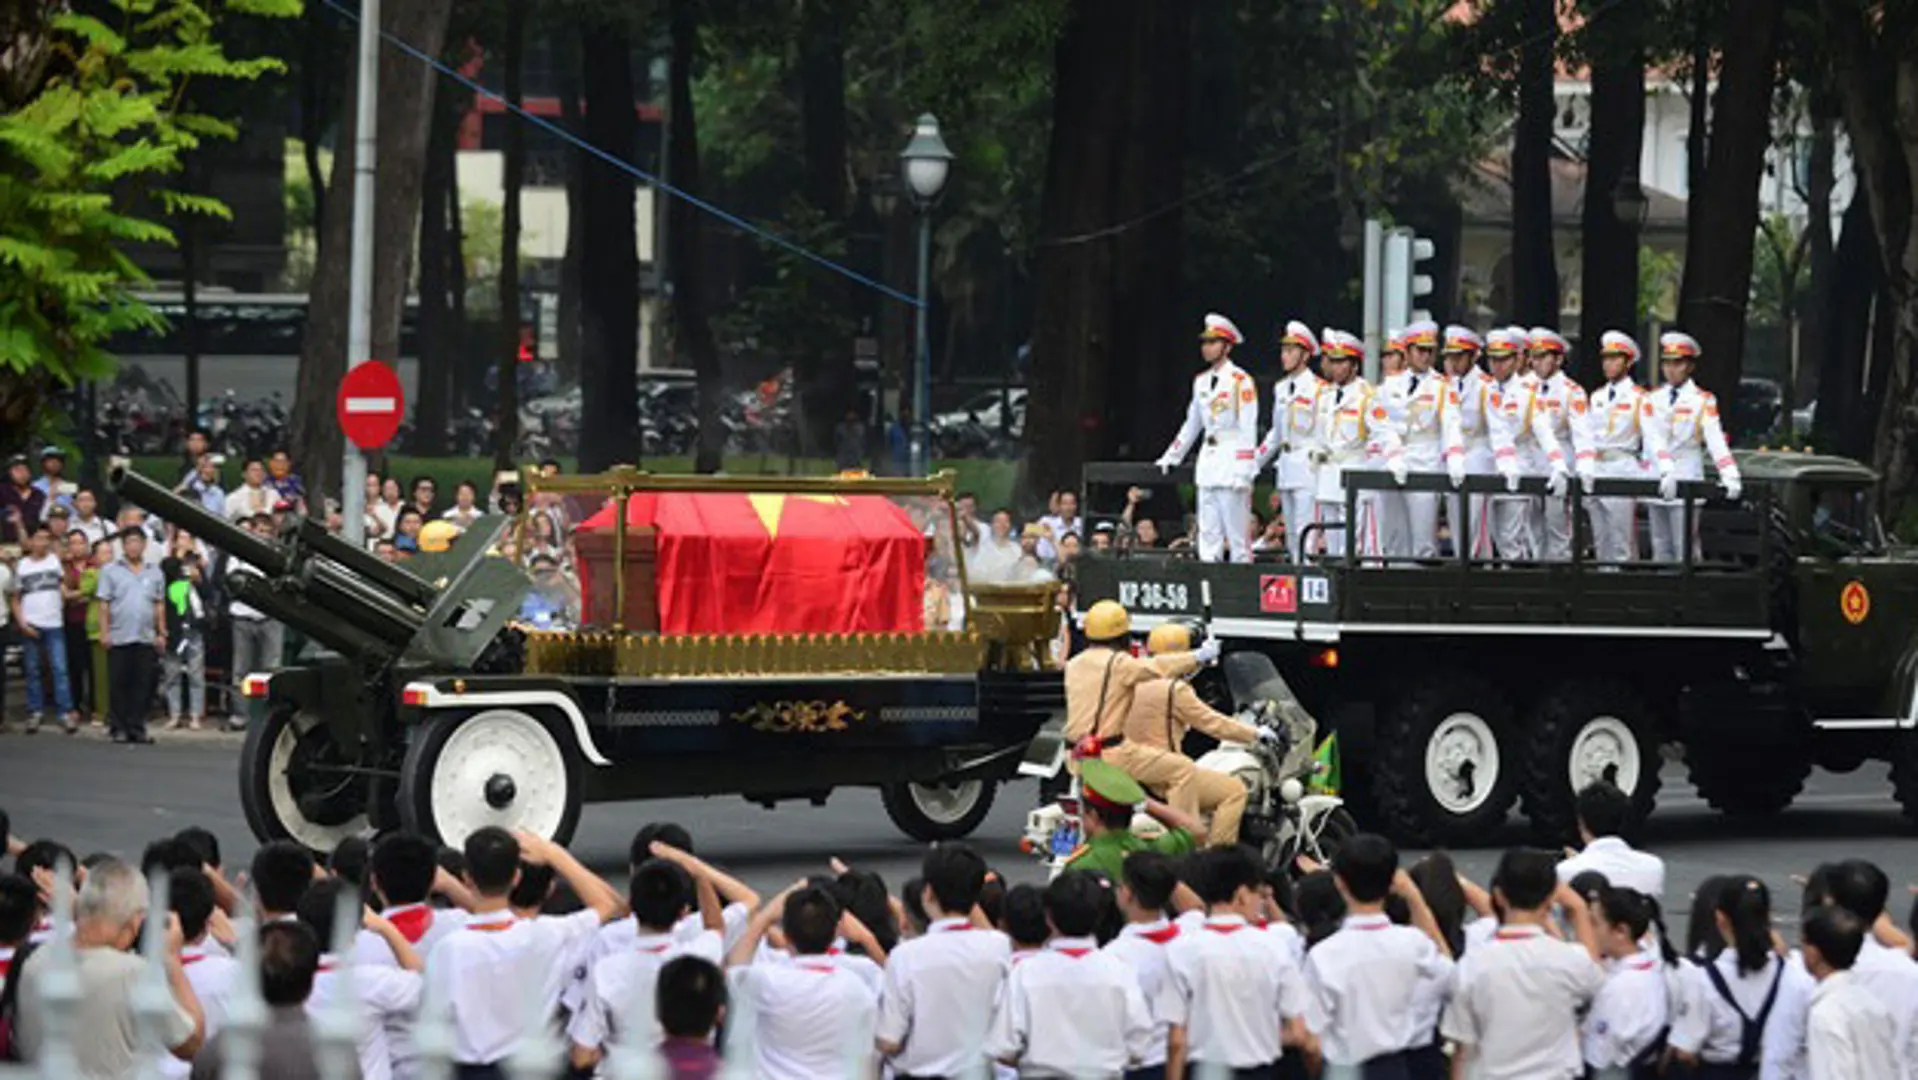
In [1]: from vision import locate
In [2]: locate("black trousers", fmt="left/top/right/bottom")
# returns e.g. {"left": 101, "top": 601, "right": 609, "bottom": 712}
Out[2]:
{"left": 1406, "top": 1042, "right": 1447, "bottom": 1080}
{"left": 453, "top": 1065, "right": 508, "bottom": 1080}
{"left": 1125, "top": 1067, "right": 1167, "bottom": 1080}
{"left": 64, "top": 620, "right": 89, "bottom": 714}
{"left": 108, "top": 643, "right": 156, "bottom": 738}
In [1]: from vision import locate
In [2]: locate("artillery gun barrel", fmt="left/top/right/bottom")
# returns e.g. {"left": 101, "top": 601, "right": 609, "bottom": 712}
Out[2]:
{"left": 107, "top": 465, "right": 290, "bottom": 576}
{"left": 231, "top": 573, "right": 396, "bottom": 660}
{"left": 292, "top": 517, "right": 438, "bottom": 608}
{"left": 299, "top": 559, "right": 426, "bottom": 647}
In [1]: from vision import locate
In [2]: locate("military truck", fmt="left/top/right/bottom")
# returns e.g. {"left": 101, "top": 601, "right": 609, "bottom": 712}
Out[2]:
{"left": 1072, "top": 452, "right": 1918, "bottom": 845}
{"left": 110, "top": 465, "right": 1063, "bottom": 852}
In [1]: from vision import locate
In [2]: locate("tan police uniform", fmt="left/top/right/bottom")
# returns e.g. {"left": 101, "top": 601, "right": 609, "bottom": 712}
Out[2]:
{"left": 1107, "top": 676, "right": 1259, "bottom": 847}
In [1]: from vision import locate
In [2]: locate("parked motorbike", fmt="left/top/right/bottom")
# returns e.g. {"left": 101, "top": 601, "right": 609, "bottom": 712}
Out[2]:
{"left": 1020, "top": 650, "right": 1355, "bottom": 879}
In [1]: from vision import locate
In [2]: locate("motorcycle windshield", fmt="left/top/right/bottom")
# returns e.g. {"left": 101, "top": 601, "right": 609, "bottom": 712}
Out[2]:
{"left": 1223, "top": 651, "right": 1301, "bottom": 711}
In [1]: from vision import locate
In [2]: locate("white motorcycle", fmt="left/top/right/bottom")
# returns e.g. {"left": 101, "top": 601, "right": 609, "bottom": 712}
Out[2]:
{"left": 1020, "top": 650, "right": 1357, "bottom": 878}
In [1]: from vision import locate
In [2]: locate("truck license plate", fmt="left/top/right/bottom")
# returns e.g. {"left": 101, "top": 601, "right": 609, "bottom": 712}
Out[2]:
{"left": 1117, "top": 581, "right": 1191, "bottom": 612}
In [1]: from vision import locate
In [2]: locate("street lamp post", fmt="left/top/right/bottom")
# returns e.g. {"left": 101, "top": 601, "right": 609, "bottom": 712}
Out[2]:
{"left": 899, "top": 113, "right": 951, "bottom": 478}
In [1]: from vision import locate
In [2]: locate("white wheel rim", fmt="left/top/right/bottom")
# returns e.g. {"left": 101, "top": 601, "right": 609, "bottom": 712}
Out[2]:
{"left": 428, "top": 710, "right": 569, "bottom": 845}
{"left": 1425, "top": 712, "right": 1501, "bottom": 815}
{"left": 908, "top": 781, "right": 983, "bottom": 825}
{"left": 267, "top": 713, "right": 367, "bottom": 851}
{"left": 1569, "top": 715, "right": 1641, "bottom": 795}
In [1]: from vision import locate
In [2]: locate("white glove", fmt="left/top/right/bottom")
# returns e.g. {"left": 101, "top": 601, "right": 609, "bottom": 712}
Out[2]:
{"left": 1447, "top": 458, "right": 1467, "bottom": 488}
{"left": 1390, "top": 459, "right": 1408, "bottom": 486}
{"left": 1504, "top": 471, "right": 1521, "bottom": 494}
{"left": 1658, "top": 472, "right": 1678, "bottom": 501}
{"left": 1156, "top": 460, "right": 1174, "bottom": 476}
{"left": 1193, "top": 636, "right": 1222, "bottom": 665}
{"left": 1579, "top": 469, "right": 1596, "bottom": 496}
{"left": 1255, "top": 726, "right": 1284, "bottom": 747}
{"left": 1723, "top": 477, "right": 1742, "bottom": 502}
{"left": 1547, "top": 470, "right": 1568, "bottom": 499}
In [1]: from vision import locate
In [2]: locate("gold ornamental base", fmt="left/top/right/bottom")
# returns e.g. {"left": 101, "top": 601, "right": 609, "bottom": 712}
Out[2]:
{"left": 524, "top": 629, "right": 992, "bottom": 679}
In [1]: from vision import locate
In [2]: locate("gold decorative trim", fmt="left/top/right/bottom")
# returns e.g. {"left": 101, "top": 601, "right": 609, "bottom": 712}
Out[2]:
{"left": 523, "top": 629, "right": 991, "bottom": 678}
{"left": 732, "top": 700, "right": 865, "bottom": 733}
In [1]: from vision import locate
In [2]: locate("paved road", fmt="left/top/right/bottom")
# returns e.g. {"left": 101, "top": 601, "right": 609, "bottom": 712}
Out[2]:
{"left": 2, "top": 729, "right": 1915, "bottom": 926}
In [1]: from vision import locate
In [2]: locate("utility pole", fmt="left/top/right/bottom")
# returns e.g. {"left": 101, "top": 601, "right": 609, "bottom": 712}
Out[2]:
{"left": 341, "top": 0, "right": 381, "bottom": 547}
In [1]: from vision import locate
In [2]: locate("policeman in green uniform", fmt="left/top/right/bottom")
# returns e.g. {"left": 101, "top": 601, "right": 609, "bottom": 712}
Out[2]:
{"left": 1064, "top": 758, "right": 1209, "bottom": 884}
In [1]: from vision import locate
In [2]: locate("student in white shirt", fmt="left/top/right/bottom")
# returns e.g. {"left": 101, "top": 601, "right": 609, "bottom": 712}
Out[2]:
{"left": 877, "top": 843, "right": 1011, "bottom": 1079}
{"left": 1583, "top": 886, "right": 1678, "bottom": 1080}
{"left": 299, "top": 877, "right": 425, "bottom": 1080}
{"left": 1556, "top": 780, "right": 1665, "bottom": 902}
{"left": 160, "top": 874, "right": 240, "bottom": 1080}
{"left": 1163, "top": 846, "right": 1312, "bottom": 1078}
{"left": 1801, "top": 905, "right": 1899, "bottom": 1080}
{"left": 727, "top": 882, "right": 880, "bottom": 1080}
{"left": 1303, "top": 834, "right": 1456, "bottom": 1078}
{"left": 1442, "top": 849, "right": 1606, "bottom": 1080}
{"left": 423, "top": 827, "right": 624, "bottom": 1079}
{"left": 1666, "top": 875, "right": 1812, "bottom": 1080}
{"left": 1810, "top": 859, "right": 1918, "bottom": 1076}
{"left": 988, "top": 870, "right": 1154, "bottom": 1078}
{"left": 353, "top": 832, "right": 475, "bottom": 968}
{"left": 568, "top": 856, "right": 726, "bottom": 1070}
{"left": 1105, "top": 852, "right": 1188, "bottom": 1080}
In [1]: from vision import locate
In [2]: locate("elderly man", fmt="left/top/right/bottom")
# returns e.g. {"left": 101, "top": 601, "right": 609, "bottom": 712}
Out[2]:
{"left": 12, "top": 858, "right": 206, "bottom": 1078}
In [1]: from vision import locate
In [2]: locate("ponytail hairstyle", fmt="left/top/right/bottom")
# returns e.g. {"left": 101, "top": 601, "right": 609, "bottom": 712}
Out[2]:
{"left": 1596, "top": 886, "right": 1680, "bottom": 969}
{"left": 1715, "top": 875, "right": 1775, "bottom": 976}
{"left": 1647, "top": 895, "right": 1681, "bottom": 969}
{"left": 1687, "top": 875, "right": 1734, "bottom": 961}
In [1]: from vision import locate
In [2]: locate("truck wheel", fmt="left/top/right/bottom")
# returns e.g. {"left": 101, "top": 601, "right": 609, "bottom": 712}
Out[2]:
{"left": 881, "top": 780, "right": 997, "bottom": 842}
{"left": 238, "top": 705, "right": 368, "bottom": 854}
{"left": 1888, "top": 735, "right": 1918, "bottom": 828}
{"left": 1520, "top": 680, "right": 1661, "bottom": 843}
{"left": 1685, "top": 744, "right": 1809, "bottom": 818}
{"left": 1375, "top": 677, "right": 1517, "bottom": 846}
{"left": 399, "top": 709, "right": 582, "bottom": 847}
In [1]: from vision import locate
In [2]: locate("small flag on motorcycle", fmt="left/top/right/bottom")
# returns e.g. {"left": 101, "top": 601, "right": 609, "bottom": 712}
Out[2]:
{"left": 1312, "top": 734, "right": 1342, "bottom": 796}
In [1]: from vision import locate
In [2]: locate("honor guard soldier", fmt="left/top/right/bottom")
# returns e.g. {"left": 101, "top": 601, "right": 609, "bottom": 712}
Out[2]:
{"left": 1645, "top": 331, "right": 1741, "bottom": 562}
{"left": 1370, "top": 330, "right": 1415, "bottom": 559}
{"left": 1252, "top": 321, "right": 1327, "bottom": 563}
{"left": 1063, "top": 600, "right": 1217, "bottom": 750}
{"left": 1108, "top": 622, "right": 1275, "bottom": 848}
{"left": 1527, "top": 328, "right": 1593, "bottom": 562}
{"left": 1396, "top": 320, "right": 1465, "bottom": 560}
{"left": 1158, "top": 314, "right": 1261, "bottom": 563}
{"left": 1310, "top": 329, "right": 1403, "bottom": 558}
{"left": 1062, "top": 759, "right": 1207, "bottom": 884}
{"left": 1510, "top": 326, "right": 1541, "bottom": 389}
{"left": 1441, "top": 326, "right": 1496, "bottom": 560}
{"left": 1584, "top": 332, "right": 1667, "bottom": 563}
{"left": 1484, "top": 328, "right": 1569, "bottom": 561}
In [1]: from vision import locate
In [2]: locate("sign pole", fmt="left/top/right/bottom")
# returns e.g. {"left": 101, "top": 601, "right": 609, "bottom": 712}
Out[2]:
{"left": 341, "top": 0, "right": 381, "bottom": 548}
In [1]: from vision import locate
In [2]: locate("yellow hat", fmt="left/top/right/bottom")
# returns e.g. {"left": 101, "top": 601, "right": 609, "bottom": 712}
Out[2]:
{"left": 418, "top": 520, "right": 461, "bottom": 554}
{"left": 1146, "top": 622, "right": 1192, "bottom": 655}
{"left": 1083, "top": 599, "right": 1130, "bottom": 642}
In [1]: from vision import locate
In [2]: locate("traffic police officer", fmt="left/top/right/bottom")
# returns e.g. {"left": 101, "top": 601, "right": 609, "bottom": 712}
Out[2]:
{"left": 1252, "top": 321, "right": 1326, "bottom": 563}
{"left": 1644, "top": 331, "right": 1741, "bottom": 562}
{"left": 1527, "top": 328, "right": 1592, "bottom": 562}
{"left": 1064, "top": 599, "right": 1217, "bottom": 749}
{"left": 1063, "top": 759, "right": 1206, "bottom": 884}
{"left": 1158, "top": 314, "right": 1261, "bottom": 563}
{"left": 1442, "top": 326, "right": 1495, "bottom": 560}
{"left": 1398, "top": 320, "right": 1466, "bottom": 559}
{"left": 1107, "top": 622, "right": 1274, "bottom": 848}
{"left": 1585, "top": 332, "right": 1668, "bottom": 563}
{"left": 1484, "top": 328, "right": 1568, "bottom": 561}
{"left": 1311, "top": 329, "right": 1403, "bottom": 558}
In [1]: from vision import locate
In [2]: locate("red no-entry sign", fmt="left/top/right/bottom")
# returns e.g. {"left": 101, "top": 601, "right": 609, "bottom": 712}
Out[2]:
{"left": 336, "top": 361, "right": 404, "bottom": 450}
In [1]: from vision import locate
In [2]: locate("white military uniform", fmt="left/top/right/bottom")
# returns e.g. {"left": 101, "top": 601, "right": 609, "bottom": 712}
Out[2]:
{"left": 1158, "top": 314, "right": 1260, "bottom": 564}
{"left": 1443, "top": 327, "right": 1497, "bottom": 561}
{"left": 1644, "top": 333, "right": 1741, "bottom": 562}
{"left": 1252, "top": 320, "right": 1326, "bottom": 563}
{"left": 1485, "top": 344, "right": 1567, "bottom": 561}
{"left": 1584, "top": 332, "right": 1668, "bottom": 563}
{"left": 1397, "top": 370, "right": 1465, "bottom": 560}
{"left": 1530, "top": 362, "right": 1591, "bottom": 560}
{"left": 1312, "top": 333, "right": 1403, "bottom": 559}
{"left": 1370, "top": 344, "right": 1414, "bottom": 559}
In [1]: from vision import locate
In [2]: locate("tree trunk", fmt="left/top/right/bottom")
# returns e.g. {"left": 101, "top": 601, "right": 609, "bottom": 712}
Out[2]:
{"left": 1683, "top": 12, "right": 1710, "bottom": 250}
{"left": 795, "top": 0, "right": 853, "bottom": 455}
{"left": 413, "top": 88, "right": 460, "bottom": 457}
{"left": 299, "top": 0, "right": 330, "bottom": 244}
{"left": 493, "top": 0, "right": 526, "bottom": 471}
{"left": 1509, "top": 0, "right": 1560, "bottom": 325}
{"left": 446, "top": 156, "right": 467, "bottom": 409}
{"left": 1678, "top": 0, "right": 1784, "bottom": 397}
{"left": 555, "top": 31, "right": 584, "bottom": 385}
{"left": 577, "top": 15, "right": 641, "bottom": 472}
{"left": 290, "top": 0, "right": 454, "bottom": 503}
{"left": 1577, "top": 0, "right": 1645, "bottom": 376}
{"left": 1797, "top": 100, "right": 1836, "bottom": 408}
{"left": 1812, "top": 191, "right": 1883, "bottom": 459}
{"left": 669, "top": 0, "right": 724, "bottom": 474}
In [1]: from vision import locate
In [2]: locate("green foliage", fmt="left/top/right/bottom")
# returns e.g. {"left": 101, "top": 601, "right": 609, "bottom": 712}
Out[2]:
{"left": 1638, "top": 244, "right": 1681, "bottom": 324}
{"left": 1751, "top": 212, "right": 1809, "bottom": 327}
{"left": 0, "top": 0, "right": 297, "bottom": 390}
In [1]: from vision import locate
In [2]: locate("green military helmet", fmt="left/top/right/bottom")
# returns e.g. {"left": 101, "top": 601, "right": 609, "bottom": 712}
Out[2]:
{"left": 1080, "top": 758, "right": 1146, "bottom": 814}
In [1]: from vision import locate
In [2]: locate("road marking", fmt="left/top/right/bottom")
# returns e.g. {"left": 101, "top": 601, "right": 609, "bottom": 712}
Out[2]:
{"left": 344, "top": 396, "right": 397, "bottom": 414}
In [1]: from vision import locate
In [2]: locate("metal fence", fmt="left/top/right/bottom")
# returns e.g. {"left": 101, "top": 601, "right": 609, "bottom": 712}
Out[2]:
{"left": 2, "top": 865, "right": 1253, "bottom": 1080}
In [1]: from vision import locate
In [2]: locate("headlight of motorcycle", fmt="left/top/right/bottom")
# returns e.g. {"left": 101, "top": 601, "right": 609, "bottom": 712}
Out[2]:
{"left": 1280, "top": 777, "right": 1304, "bottom": 805}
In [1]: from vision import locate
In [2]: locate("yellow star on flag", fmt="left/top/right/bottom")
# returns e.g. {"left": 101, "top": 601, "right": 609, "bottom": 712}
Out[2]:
{"left": 747, "top": 493, "right": 848, "bottom": 539}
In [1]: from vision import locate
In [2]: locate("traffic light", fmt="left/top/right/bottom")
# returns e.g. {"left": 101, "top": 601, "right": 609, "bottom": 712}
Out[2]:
{"left": 1382, "top": 228, "right": 1438, "bottom": 331}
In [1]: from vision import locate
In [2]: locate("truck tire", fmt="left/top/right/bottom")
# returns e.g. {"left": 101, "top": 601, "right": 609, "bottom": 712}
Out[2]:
{"left": 238, "top": 704, "right": 369, "bottom": 854}
{"left": 1519, "top": 680, "right": 1661, "bottom": 843}
{"left": 399, "top": 708, "right": 582, "bottom": 847}
{"left": 1375, "top": 676, "right": 1518, "bottom": 846}
{"left": 1685, "top": 744, "right": 1809, "bottom": 818}
{"left": 1885, "top": 734, "right": 1918, "bottom": 829}
{"left": 881, "top": 780, "right": 997, "bottom": 842}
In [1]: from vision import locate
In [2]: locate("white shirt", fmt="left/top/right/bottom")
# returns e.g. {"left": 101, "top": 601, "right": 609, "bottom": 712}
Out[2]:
{"left": 1667, "top": 950, "right": 1812, "bottom": 1078}
{"left": 1557, "top": 836, "right": 1667, "bottom": 902}
{"left": 1808, "top": 970, "right": 1900, "bottom": 1080}
{"left": 986, "top": 936, "right": 1153, "bottom": 1078}
{"left": 877, "top": 917, "right": 1011, "bottom": 1078}
{"left": 1583, "top": 949, "right": 1670, "bottom": 1070}
{"left": 1846, "top": 937, "right": 1918, "bottom": 1078}
{"left": 568, "top": 927, "right": 723, "bottom": 1051}
{"left": 308, "top": 953, "right": 424, "bottom": 1080}
{"left": 353, "top": 904, "right": 468, "bottom": 969}
{"left": 1440, "top": 924, "right": 1605, "bottom": 1080}
{"left": 562, "top": 904, "right": 750, "bottom": 1015}
{"left": 730, "top": 954, "right": 879, "bottom": 1080}
{"left": 1104, "top": 919, "right": 1183, "bottom": 1067}
{"left": 1303, "top": 913, "right": 1455, "bottom": 1065}
{"left": 224, "top": 484, "right": 274, "bottom": 522}
{"left": 968, "top": 534, "right": 1022, "bottom": 583}
{"left": 73, "top": 515, "right": 109, "bottom": 546}
{"left": 424, "top": 909, "right": 602, "bottom": 1065}
{"left": 1035, "top": 514, "right": 1083, "bottom": 563}
{"left": 12, "top": 553, "right": 64, "bottom": 629}
{"left": 1162, "top": 912, "right": 1309, "bottom": 1069}
{"left": 158, "top": 947, "right": 240, "bottom": 1079}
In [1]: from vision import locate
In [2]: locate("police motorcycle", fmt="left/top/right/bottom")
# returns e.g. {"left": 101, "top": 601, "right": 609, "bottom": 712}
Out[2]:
{"left": 1020, "top": 642, "right": 1355, "bottom": 879}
